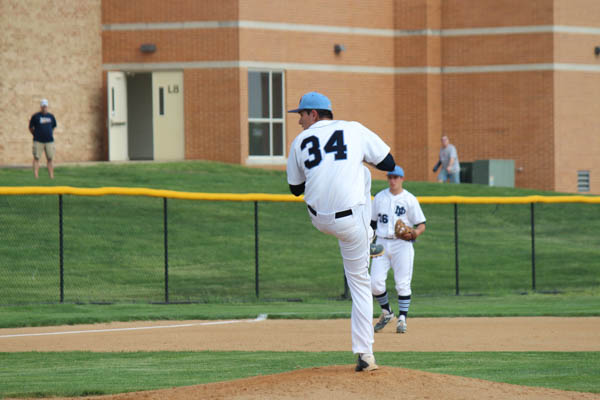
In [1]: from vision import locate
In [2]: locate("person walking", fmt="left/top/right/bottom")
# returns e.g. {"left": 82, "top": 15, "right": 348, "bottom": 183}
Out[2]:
{"left": 434, "top": 135, "right": 460, "bottom": 183}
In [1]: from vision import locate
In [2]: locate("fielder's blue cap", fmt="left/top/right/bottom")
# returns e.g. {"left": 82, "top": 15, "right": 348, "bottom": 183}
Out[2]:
{"left": 287, "top": 91, "right": 332, "bottom": 113}
{"left": 388, "top": 165, "right": 405, "bottom": 177}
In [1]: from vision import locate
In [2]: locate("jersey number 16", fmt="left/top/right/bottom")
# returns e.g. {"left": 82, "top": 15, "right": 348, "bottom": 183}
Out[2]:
{"left": 300, "top": 130, "right": 348, "bottom": 169}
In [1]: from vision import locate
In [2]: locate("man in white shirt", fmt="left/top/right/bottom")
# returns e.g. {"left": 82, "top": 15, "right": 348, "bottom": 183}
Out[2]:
{"left": 287, "top": 91, "right": 396, "bottom": 372}
{"left": 370, "top": 166, "right": 426, "bottom": 334}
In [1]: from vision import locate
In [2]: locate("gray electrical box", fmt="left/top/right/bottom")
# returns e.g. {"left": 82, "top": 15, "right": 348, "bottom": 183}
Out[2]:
{"left": 460, "top": 162, "right": 473, "bottom": 183}
{"left": 472, "top": 159, "right": 515, "bottom": 187}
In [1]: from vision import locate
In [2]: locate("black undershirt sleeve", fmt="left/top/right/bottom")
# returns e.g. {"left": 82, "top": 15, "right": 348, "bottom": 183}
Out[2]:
{"left": 289, "top": 182, "right": 305, "bottom": 196}
{"left": 375, "top": 153, "right": 396, "bottom": 172}
{"left": 370, "top": 220, "right": 377, "bottom": 231}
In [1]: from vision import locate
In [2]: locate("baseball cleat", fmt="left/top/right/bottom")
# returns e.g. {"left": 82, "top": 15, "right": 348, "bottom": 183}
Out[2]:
{"left": 374, "top": 310, "right": 394, "bottom": 332}
{"left": 355, "top": 353, "right": 379, "bottom": 372}
{"left": 396, "top": 317, "right": 407, "bottom": 334}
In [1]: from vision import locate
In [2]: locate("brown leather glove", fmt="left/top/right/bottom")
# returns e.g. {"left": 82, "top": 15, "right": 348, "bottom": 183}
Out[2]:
{"left": 394, "top": 219, "right": 417, "bottom": 241}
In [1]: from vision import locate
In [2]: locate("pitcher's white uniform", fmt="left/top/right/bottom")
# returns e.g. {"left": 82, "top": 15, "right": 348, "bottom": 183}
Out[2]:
{"left": 371, "top": 188, "right": 426, "bottom": 299}
{"left": 287, "top": 120, "right": 390, "bottom": 355}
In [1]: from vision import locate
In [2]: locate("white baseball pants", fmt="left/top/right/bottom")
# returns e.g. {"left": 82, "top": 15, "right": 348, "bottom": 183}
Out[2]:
{"left": 309, "top": 203, "right": 374, "bottom": 355}
{"left": 370, "top": 238, "right": 414, "bottom": 297}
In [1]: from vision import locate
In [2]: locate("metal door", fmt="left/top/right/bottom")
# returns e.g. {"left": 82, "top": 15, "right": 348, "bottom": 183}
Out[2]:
{"left": 107, "top": 71, "right": 129, "bottom": 161}
{"left": 152, "top": 71, "right": 184, "bottom": 160}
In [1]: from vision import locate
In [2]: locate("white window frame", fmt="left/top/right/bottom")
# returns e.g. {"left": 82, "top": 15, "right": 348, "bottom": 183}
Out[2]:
{"left": 247, "top": 69, "right": 286, "bottom": 164}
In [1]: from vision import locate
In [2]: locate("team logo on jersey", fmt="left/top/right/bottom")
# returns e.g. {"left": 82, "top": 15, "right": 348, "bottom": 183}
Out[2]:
{"left": 395, "top": 206, "right": 406, "bottom": 216}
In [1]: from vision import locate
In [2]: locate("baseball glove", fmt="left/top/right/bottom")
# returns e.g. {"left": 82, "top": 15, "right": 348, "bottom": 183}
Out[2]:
{"left": 394, "top": 219, "right": 417, "bottom": 241}
{"left": 369, "top": 238, "right": 384, "bottom": 258}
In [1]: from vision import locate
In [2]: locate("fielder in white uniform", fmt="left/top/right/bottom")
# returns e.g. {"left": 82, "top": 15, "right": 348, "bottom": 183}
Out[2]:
{"left": 286, "top": 92, "right": 396, "bottom": 372}
{"left": 370, "top": 166, "right": 426, "bottom": 334}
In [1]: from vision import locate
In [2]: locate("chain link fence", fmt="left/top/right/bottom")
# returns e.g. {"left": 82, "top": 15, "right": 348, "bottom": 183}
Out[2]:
{"left": 0, "top": 191, "right": 598, "bottom": 305}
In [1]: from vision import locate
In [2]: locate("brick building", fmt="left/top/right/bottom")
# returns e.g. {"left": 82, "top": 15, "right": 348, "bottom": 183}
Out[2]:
{"left": 1, "top": 0, "right": 104, "bottom": 164}
{"left": 2, "top": 0, "right": 599, "bottom": 193}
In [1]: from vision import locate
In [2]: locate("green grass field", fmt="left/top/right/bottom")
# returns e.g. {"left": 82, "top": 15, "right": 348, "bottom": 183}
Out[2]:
{"left": 0, "top": 292, "right": 599, "bottom": 328}
{"left": 0, "top": 161, "right": 598, "bottom": 305}
{"left": 0, "top": 161, "right": 599, "bottom": 397}
{"left": 0, "top": 351, "right": 597, "bottom": 398}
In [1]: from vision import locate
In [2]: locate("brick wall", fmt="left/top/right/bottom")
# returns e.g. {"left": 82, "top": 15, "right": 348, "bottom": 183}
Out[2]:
{"left": 102, "top": 0, "right": 238, "bottom": 23}
{"left": 98, "top": 0, "right": 599, "bottom": 194}
{"left": 0, "top": 0, "right": 103, "bottom": 165}
{"left": 443, "top": 71, "right": 555, "bottom": 190}
{"left": 394, "top": 0, "right": 442, "bottom": 182}
{"left": 102, "top": 0, "right": 243, "bottom": 164}
{"left": 554, "top": 72, "right": 600, "bottom": 193}
{"left": 442, "top": 34, "right": 554, "bottom": 66}
{"left": 238, "top": 29, "right": 395, "bottom": 67}
{"left": 552, "top": 1, "right": 600, "bottom": 194}
{"left": 395, "top": 0, "right": 442, "bottom": 31}
{"left": 184, "top": 69, "right": 241, "bottom": 163}
{"left": 554, "top": 0, "right": 600, "bottom": 26}
{"left": 393, "top": 72, "right": 442, "bottom": 183}
{"left": 238, "top": 0, "right": 395, "bottom": 29}
{"left": 102, "top": 29, "right": 240, "bottom": 64}
{"left": 443, "top": 0, "right": 554, "bottom": 28}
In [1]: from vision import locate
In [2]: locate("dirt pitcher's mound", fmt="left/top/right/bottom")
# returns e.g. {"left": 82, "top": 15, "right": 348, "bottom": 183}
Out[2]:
{"left": 61, "top": 365, "right": 599, "bottom": 400}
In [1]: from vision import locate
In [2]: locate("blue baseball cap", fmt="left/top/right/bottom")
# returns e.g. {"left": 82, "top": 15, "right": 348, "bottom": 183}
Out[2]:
{"left": 287, "top": 91, "right": 332, "bottom": 113}
{"left": 387, "top": 166, "right": 405, "bottom": 177}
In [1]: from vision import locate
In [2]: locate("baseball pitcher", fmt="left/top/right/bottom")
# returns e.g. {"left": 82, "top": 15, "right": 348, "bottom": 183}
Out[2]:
{"left": 287, "top": 91, "right": 396, "bottom": 372}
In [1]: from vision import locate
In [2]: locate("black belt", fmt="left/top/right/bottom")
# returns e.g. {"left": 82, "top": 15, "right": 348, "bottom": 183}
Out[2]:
{"left": 308, "top": 205, "right": 352, "bottom": 219}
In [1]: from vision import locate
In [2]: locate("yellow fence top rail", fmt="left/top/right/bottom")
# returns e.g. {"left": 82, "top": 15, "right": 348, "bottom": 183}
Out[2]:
{"left": 0, "top": 186, "right": 298, "bottom": 202}
{"left": 0, "top": 186, "right": 598, "bottom": 204}
{"left": 417, "top": 195, "right": 600, "bottom": 204}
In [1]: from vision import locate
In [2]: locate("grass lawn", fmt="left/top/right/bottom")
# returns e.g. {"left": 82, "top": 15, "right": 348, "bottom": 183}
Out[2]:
{"left": 1, "top": 161, "right": 598, "bottom": 397}
{"left": 0, "top": 292, "right": 598, "bottom": 328}
{"left": 0, "top": 161, "right": 598, "bottom": 304}
{"left": 0, "top": 351, "right": 598, "bottom": 398}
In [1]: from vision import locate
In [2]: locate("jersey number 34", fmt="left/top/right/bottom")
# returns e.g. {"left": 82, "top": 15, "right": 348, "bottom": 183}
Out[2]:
{"left": 300, "top": 130, "right": 347, "bottom": 169}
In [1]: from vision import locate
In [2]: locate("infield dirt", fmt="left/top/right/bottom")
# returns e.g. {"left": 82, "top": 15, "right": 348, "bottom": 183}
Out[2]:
{"left": 2, "top": 317, "right": 599, "bottom": 399}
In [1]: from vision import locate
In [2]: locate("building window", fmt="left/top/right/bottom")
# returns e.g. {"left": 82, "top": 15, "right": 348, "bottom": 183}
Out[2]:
{"left": 248, "top": 71, "right": 284, "bottom": 158}
{"left": 577, "top": 170, "right": 590, "bottom": 192}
